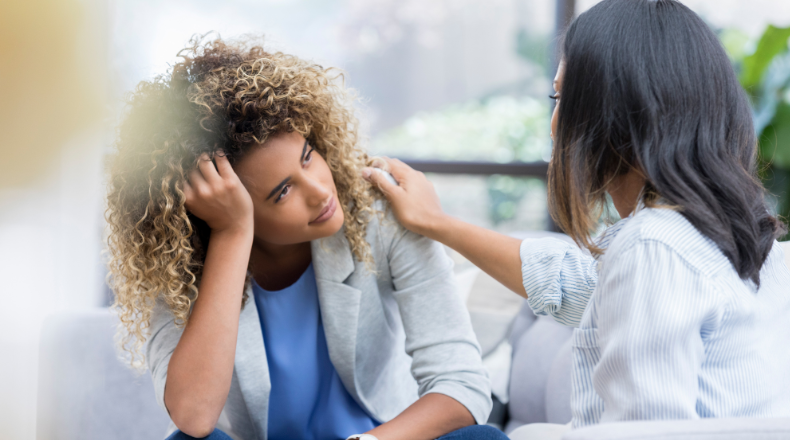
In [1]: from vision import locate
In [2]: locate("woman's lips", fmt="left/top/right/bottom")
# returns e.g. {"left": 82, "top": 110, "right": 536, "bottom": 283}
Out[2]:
{"left": 310, "top": 196, "right": 337, "bottom": 225}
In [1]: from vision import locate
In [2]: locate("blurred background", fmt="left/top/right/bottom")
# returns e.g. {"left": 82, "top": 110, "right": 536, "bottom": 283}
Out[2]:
{"left": 1, "top": 0, "right": 789, "bottom": 438}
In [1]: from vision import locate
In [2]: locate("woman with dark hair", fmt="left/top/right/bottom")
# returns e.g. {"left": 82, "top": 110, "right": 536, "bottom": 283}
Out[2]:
{"left": 365, "top": 0, "right": 790, "bottom": 438}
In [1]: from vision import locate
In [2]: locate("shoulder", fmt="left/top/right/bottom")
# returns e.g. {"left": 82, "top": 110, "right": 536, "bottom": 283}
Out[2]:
{"left": 761, "top": 240, "right": 790, "bottom": 286}
{"left": 365, "top": 198, "right": 394, "bottom": 231}
{"left": 605, "top": 207, "right": 731, "bottom": 276}
{"left": 593, "top": 210, "right": 735, "bottom": 323}
{"left": 363, "top": 198, "right": 453, "bottom": 276}
{"left": 362, "top": 198, "right": 406, "bottom": 255}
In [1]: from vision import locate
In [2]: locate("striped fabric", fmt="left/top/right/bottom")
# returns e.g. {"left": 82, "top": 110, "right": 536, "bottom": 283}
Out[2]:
{"left": 519, "top": 207, "right": 790, "bottom": 428}
{"left": 520, "top": 217, "right": 631, "bottom": 326}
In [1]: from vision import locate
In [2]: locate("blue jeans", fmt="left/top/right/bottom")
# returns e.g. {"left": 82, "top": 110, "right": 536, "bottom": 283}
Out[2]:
{"left": 166, "top": 425, "right": 509, "bottom": 440}
{"left": 437, "top": 425, "right": 510, "bottom": 439}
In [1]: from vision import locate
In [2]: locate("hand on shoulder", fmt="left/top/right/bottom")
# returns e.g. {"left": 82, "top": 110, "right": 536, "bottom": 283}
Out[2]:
{"left": 362, "top": 158, "right": 448, "bottom": 238}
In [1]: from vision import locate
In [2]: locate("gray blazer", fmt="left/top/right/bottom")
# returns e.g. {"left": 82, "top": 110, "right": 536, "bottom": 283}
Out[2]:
{"left": 146, "top": 207, "right": 492, "bottom": 439}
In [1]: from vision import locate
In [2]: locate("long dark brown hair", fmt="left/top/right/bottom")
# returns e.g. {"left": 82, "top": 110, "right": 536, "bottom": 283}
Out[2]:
{"left": 548, "top": 0, "right": 786, "bottom": 286}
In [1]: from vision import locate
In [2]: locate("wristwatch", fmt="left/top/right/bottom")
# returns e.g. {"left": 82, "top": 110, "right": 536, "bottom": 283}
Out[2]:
{"left": 346, "top": 435, "right": 379, "bottom": 440}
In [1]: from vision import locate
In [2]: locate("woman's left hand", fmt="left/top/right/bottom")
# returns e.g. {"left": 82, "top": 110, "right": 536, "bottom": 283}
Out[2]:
{"left": 362, "top": 158, "right": 446, "bottom": 239}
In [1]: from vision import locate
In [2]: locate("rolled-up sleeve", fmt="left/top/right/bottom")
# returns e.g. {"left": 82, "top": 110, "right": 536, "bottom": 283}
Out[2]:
{"left": 520, "top": 237, "right": 598, "bottom": 327}
{"left": 387, "top": 224, "right": 493, "bottom": 425}
{"left": 145, "top": 299, "right": 185, "bottom": 416}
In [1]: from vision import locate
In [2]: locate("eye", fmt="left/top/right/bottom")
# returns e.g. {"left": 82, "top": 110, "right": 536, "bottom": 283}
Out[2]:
{"left": 549, "top": 93, "right": 560, "bottom": 101}
{"left": 275, "top": 185, "right": 291, "bottom": 203}
{"left": 303, "top": 147, "right": 315, "bottom": 165}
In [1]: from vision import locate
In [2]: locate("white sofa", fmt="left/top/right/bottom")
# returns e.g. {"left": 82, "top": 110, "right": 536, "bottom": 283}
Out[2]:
{"left": 36, "top": 241, "right": 790, "bottom": 440}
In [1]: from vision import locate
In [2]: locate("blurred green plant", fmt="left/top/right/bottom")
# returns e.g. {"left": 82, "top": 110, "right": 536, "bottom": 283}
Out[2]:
{"left": 723, "top": 25, "right": 790, "bottom": 236}
{"left": 371, "top": 96, "right": 549, "bottom": 162}
{"left": 371, "top": 96, "right": 550, "bottom": 225}
{"left": 515, "top": 30, "right": 550, "bottom": 75}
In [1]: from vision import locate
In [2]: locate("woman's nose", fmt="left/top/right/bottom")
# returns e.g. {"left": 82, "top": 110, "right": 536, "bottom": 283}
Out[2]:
{"left": 304, "top": 175, "right": 332, "bottom": 206}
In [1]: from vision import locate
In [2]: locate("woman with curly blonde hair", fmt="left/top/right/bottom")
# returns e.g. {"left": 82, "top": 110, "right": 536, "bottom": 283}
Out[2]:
{"left": 105, "top": 35, "right": 504, "bottom": 440}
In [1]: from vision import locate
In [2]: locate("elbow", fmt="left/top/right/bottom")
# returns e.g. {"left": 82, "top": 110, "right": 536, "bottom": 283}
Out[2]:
{"left": 166, "top": 398, "right": 221, "bottom": 438}
{"left": 177, "top": 425, "right": 217, "bottom": 439}
{"left": 450, "top": 405, "right": 476, "bottom": 429}
{"left": 171, "top": 411, "right": 219, "bottom": 438}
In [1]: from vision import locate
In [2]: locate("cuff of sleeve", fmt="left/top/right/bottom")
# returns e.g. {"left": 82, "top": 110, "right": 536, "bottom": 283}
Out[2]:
{"left": 149, "top": 354, "right": 173, "bottom": 416}
{"left": 425, "top": 382, "right": 493, "bottom": 425}
{"left": 520, "top": 237, "right": 573, "bottom": 314}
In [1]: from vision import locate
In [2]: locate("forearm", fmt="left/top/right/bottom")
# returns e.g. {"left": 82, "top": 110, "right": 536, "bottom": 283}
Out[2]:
{"left": 164, "top": 228, "right": 253, "bottom": 436}
{"left": 366, "top": 393, "right": 475, "bottom": 440}
{"left": 424, "top": 215, "right": 526, "bottom": 297}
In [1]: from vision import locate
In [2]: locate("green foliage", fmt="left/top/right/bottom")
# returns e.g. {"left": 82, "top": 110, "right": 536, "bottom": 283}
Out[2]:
{"left": 740, "top": 26, "right": 790, "bottom": 90}
{"left": 515, "top": 30, "right": 550, "bottom": 74}
{"left": 371, "top": 96, "right": 550, "bottom": 163}
{"left": 760, "top": 102, "right": 790, "bottom": 169}
{"left": 487, "top": 175, "right": 543, "bottom": 225}
{"left": 371, "top": 96, "right": 550, "bottom": 225}
{"left": 726, "top": 25, "right": 790, "bottom": 231}
{"left": 719, "top": 28, "right": 752, "bottom": 64}
{"left": 760, "top": 101, "right": 790, "bottom": 220}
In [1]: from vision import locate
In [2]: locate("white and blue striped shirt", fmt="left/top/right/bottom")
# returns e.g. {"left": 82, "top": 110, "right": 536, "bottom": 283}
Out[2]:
{"left": 520, "top": 207, "right": 790, "bottom": 428}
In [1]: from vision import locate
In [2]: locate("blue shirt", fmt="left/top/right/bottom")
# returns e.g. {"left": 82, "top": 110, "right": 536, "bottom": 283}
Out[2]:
{"left": 520, "top": 207, "right": 790, "bottom": 428}
{"left": 252, "top": 264, "right": 379, "bottom": 440}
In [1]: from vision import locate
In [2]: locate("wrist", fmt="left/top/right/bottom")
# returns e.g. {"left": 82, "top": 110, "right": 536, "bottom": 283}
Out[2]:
{"left": 419, "top": 212, "right": 454, "bottom": 241}
{"left": 211, "top": 223, "right": 254, "bottom": 243}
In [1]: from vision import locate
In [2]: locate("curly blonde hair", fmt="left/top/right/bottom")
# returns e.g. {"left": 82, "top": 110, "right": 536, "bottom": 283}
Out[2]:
{"left": 106, "top": 35, "right": 379, "bottom": 364}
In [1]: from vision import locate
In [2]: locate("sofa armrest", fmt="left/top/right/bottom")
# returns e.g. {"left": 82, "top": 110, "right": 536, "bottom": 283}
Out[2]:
{"left": 562, "top": 418, "right": 790, "bottom": 440}
{"left": 37, "top": 308, "right": 170, "bottom": 440}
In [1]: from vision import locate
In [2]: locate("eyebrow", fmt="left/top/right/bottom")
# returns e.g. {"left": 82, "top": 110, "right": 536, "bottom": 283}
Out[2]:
{"left": 266, "top": 176, "right": 291, "bottom": 200}
{"left": 265, "top": 140, "right": 310, "bottom": 201}
{"left": 300, "top": 139, "right": 309, "bottom": 160}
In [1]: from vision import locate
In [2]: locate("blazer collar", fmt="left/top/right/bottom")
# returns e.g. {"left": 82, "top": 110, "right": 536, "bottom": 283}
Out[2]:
{"left": 310, "top": 227, "right": 363, "bottom": 398}
{"left": 311, "top": 227, "right": 356, "bottom": 283}
{"left": 234, "top": 283, "right": 271, "bottom": 440}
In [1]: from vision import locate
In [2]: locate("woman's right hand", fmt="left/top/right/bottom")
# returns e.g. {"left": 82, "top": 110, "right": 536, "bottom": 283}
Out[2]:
{"left": 183, "top": 152, "right": 254, "bottom": 235}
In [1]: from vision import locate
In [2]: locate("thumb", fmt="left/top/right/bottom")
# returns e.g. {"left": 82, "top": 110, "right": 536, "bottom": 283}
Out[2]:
{"left": 362, "top": 167, "right": 398, "bottom": 195}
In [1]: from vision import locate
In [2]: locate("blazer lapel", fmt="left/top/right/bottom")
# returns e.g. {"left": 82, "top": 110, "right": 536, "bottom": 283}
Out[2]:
{"left": 233, "top": 283, "right": 271, "bottom": 440}
{"left": 311, "top": 229, "right": 363, "bottom": 397}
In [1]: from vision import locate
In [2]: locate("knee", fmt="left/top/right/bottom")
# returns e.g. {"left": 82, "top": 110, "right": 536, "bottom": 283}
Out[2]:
{"left": 471, "top": 425, "right": 510, "bottom": 439}
{"left": 444, "top": 424, "right": 510, "bottom": 440}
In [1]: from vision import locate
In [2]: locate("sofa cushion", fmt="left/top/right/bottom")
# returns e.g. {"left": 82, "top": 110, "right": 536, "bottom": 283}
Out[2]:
{"left": 506, "top": 303, "right": 574, "bottom": 433}
{"left": 37, "top": 308, "right": 170, "bottom": 440}
{"left": 562, "top": 417, "right": 790, "bottom": 440}
{"left": 545, "top": 338, "right": 573, "bottom": 423}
